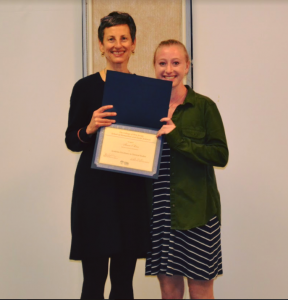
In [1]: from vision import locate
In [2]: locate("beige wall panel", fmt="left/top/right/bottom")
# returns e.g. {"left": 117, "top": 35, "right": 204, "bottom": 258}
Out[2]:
{"left": 193, "top": 0, "right": 288, "bottom": 299}
{"left": 0, "top": 0, "right": 83, "bottom": 298}
{"left": 91, "top": 0, "right": 182, "bottom": 78}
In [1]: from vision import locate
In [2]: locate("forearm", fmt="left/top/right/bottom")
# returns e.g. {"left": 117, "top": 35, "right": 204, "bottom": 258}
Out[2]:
{"left": 166, "top": 127, "right": 229, "bottom": 167}
{"left": 65, "top": 127, "right": 95, "bottom": 152}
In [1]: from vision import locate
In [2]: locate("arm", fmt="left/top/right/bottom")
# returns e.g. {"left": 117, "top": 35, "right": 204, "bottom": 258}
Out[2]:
{"left": 65, "top": 81, "right": 116, "bottom": 152}
{"left": 165, "top": 102, "right": 229, "bottom": 167}
{"left": 65, "top": 81, "right": 92, "bottom": 152}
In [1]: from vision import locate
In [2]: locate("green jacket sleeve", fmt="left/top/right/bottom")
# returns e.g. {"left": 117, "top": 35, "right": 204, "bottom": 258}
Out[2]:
{"left": 166, "top": 102, "right": 229, "bottom": 167}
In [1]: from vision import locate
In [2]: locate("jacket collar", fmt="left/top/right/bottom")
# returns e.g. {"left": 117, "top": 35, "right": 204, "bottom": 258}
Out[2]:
{"left": 183, "top": 85, "right": 196, "bottom": 107}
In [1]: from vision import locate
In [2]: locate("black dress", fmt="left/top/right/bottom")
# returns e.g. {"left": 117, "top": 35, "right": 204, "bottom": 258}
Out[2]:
{"left": 65, "top": 73, "right": 151, "bottom": 260}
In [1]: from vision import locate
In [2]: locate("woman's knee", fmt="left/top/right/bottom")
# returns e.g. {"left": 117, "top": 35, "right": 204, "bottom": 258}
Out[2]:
{"left": 158, "top": 274, "right": 184, "bottom": 299}
{"left": 188, "top": 279, "right": 214, "bottom": 300}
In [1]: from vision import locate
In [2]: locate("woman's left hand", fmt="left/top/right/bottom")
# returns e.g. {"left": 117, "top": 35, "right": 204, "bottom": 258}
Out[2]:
{"left": 157, "top": 118, "right": 176, "bottom": 138}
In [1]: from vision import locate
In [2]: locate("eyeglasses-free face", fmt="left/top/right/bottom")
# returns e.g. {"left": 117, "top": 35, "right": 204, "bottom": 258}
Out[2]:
{"left": 99, "top": 24, "right": 136, "bottom": 69}
{"left": 154, "top": 45, "right": 189, "bottom": 88}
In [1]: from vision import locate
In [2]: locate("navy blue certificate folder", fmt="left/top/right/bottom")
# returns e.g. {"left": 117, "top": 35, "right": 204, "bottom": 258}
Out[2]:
{"left": 102, "top": 71, "right": 172, "bottom": 130}
{"left": 91, "top": 71, "right": 172, "bottom": 179}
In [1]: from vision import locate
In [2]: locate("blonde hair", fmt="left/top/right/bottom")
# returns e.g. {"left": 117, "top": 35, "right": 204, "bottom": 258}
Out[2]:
{"left": 153, "top": 39, "right": 190, "bottom": 65}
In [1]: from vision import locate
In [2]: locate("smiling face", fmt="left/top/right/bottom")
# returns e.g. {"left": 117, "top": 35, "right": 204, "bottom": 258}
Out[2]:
{"left": 154, "top": 45, "right": 189, "bottom": 88}
{"left": 99, "top": 24, "right": 136, "bottom": 69}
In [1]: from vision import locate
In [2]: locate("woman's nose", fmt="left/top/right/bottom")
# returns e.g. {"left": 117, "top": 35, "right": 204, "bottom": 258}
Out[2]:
{"left": 166, "top": 63, "right": 173, "bottom": 73}
{"left": 115, "top": 39, "right": 122, "bottom": 48}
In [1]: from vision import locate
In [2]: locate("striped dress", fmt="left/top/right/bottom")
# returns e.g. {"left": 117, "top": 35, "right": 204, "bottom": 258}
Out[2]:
{"left": 145, "top": 142, "right": 223, "bottom": 280}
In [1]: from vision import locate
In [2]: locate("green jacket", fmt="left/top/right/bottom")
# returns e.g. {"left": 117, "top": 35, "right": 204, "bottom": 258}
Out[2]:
{"left": 156, "top": 86, "right": 229, "bottom": 230}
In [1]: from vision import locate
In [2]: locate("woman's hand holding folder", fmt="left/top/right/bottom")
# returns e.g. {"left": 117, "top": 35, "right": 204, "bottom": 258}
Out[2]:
{"left": 86, "top": 105, "right": 117, "bottom": 135}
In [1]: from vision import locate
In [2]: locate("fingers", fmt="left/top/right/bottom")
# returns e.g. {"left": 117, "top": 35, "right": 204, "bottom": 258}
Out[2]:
{"left": 95, "top": 118, "right": 115, "bottom": 124}
{"left": 160, "top": 117, "right": 173, "bottom": 124}
{"left": 96, "top": 121, "right": 114, "bottom": 128}
{"left": 97, "top": 112, "right": 117, "bottom": 118}
{"left": 157, "top": 124, "right": 176, "bottom": 138}
{"left": 87, "top": 106, "right": 116, "bottom": 134}
{"left": 92, "top": 106, "right": 117, "bottom": 130}
{"left": 95, "top": 118, "right": 115, "bottom": 128}
{"left": 97, "top": 105, "right": 114, "bottom": 113}
{"left": 157, "top": 127, "right": 167, "bottom": 138}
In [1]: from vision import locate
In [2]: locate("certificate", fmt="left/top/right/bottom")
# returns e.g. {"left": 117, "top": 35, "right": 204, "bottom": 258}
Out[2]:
{"left": 91, "top": 71, "right": 171, "bottom": 178}
{"left": 91, "top": 124, "right": 163, "bottom": 179}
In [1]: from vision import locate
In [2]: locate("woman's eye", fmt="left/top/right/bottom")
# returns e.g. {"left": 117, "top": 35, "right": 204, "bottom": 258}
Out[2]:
{"left": 173, "top": 62, "right": 180, "bottom": 66}
{"left": 159, "top": 62, "right": 166, "bottom": 66}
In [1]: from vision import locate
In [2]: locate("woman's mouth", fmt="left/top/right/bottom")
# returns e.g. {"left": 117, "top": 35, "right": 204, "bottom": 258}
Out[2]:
{"left": 112, "top": 51, "right": 125, "bottom": 57}
{"left": 163, "top": 75, "right": 176, "bottom": 80}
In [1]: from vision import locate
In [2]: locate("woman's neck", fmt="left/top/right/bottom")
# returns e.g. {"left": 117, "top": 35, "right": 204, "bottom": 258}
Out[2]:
{"left": 100, "top": 62, "right": 130, "bottom": 81}
{"left": 107, "top": 61, "right": 130, "bottom": 73}
{"left": 170, "top": 84, "right": 187, "bottom": 106}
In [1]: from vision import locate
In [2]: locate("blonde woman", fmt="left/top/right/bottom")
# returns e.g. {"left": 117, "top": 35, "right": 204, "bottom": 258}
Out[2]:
{"left": 146, "top": 40, "right": 229, "bottom": 299}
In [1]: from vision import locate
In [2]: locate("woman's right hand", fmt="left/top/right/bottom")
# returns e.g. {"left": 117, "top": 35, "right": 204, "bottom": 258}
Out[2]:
{"left": 86, "top": 105, "right": 117, "bottom": 135}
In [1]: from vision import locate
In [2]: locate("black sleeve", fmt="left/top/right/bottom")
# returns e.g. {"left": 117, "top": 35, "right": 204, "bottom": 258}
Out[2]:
{"left": 65, "top": 80, "right": 95, "bottom": 152}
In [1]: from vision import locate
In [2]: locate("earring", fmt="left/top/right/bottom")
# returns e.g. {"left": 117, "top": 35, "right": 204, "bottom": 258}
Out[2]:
{"left": 101, "top": 52, "right": 105, "bottom": 57}
{"left": 132, "top": 51, "right": 135, "bottom": 55}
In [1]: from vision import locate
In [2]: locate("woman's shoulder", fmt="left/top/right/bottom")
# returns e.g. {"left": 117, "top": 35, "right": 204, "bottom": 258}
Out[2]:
{"left": 73, "top": 72, "right": 103, "bottom": 91}
{"left": 186, "top": 86, "right": 216, "bottom": 107}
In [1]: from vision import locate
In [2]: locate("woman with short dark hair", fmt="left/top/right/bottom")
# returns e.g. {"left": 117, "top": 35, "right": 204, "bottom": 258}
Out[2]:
{"left": 65, "top": 12, "right": 151, "bottom": 300}
{"left": 98, "top": 12, "right": 136, "bottom": 44}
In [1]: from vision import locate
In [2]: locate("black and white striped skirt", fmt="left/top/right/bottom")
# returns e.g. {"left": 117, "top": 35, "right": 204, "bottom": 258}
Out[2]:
{"left": 145, "top": 142, "right": 223, "bottom": 281}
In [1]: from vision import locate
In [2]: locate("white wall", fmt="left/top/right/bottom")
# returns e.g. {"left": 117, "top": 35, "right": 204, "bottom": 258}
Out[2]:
{"left": 1, "top": 0, "right": 288, "bottom": 299}
{"left": 0, "top": 0, "right": 83, "bottom": 298}
{"left": 193, "top": 0, "right": 288, "bottom": 299}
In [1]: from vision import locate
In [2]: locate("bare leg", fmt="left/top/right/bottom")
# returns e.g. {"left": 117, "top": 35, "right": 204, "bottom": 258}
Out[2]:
{"left": 157, "top": 274, "right": 185, "bottom": 299}
{"left": 187, "top": 279, "right": 214, "bottom": 300}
